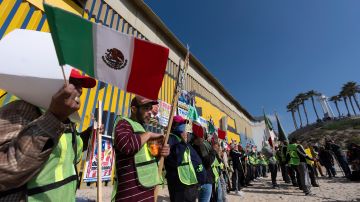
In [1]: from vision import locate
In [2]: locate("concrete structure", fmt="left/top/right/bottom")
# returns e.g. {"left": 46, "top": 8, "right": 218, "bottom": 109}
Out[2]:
{"left": 318, "top": 94, "right": 335, "bottom": 119}
{"left": 0, "top": 0, "right": 266, "bottom": 147}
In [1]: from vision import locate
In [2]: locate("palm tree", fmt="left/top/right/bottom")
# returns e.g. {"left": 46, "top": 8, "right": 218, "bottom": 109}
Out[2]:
{"left": 296, "top": 93, "right": 309, "bottom": 125}
{"left": 287, "top": 102, "right": 298, "bottom": 129}
{"left": 329, "top": 95, "right": 342, "bottom": 118}
{"left": 293, "top": 98, "right": 303, "bottom": 128}
{"left": 344, "top": 81, "right": 360, "bottom": 112}
{"left": 342, "top": 84, "right": 357, "bottom": 115}
{"left": 307, "top": 90, "right": 321, "bottom": 121}
{"left": 340, "top": 90, "right": 351, "bottom": 117}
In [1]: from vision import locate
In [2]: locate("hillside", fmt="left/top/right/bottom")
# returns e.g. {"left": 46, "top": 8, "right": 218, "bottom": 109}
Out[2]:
{"left": 288, "top": 117, "right": 360, "bottom": 148}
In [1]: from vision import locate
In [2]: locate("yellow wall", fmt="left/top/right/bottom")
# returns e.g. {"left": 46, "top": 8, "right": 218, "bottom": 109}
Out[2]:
{"left": 195, "top": 96, "right": 241, "bottom": 143}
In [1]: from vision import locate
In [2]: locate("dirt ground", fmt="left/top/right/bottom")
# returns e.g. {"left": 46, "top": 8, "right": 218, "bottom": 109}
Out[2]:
{"left": 76, "top": 172, "right": 360, "bottom": 202}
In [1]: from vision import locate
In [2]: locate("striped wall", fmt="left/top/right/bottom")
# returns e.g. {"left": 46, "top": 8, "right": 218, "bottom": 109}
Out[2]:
{"left": 0, "top": 0, "right": 262, "bottom": 145}
{"left": 0, "top": 0, "right": 177, "bottom": 136}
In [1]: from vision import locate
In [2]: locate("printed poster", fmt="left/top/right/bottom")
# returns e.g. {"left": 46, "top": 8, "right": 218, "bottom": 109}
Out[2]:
{"left": 83, "top": 130, "right": 115, "bottom": 182}
{"left": 158, "top": 100, "right": 171, "bottom": 127}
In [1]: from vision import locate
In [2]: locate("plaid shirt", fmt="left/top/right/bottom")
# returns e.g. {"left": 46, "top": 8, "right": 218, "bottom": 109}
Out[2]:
{"left": 0, "top": 100, "right": 65, "bottom": 201}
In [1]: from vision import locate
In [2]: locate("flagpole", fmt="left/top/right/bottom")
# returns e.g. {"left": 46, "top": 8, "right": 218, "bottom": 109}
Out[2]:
{"left": 60, "top": 65, "right": 68, "bottom": 86}
{"left": 97, "top": 101, "right": 103, "bottom": 202}
{"left": 154, "top": 48, "right": 190, "bottom": 200}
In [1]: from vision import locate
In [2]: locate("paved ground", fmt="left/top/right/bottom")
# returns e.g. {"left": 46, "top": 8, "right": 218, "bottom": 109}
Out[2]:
{"left": 76, "top": 173, "right": 360, "bottom": 201}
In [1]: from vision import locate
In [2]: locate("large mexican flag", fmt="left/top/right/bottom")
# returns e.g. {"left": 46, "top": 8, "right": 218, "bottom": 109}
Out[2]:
{"left": 44, "top": 4, "right": 169, "bottom": 100}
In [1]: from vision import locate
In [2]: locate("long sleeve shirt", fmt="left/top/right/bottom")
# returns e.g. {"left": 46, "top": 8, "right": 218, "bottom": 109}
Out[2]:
{"left": 0, "top": 101, "right": 65, "bottom": 193}
{"left": 113, "top": 119, "right": 154, "bottom": 202}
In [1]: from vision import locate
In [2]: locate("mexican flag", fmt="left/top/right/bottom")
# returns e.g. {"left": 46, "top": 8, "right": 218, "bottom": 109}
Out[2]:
{"left": 44, "top": 4, "right": 169, "bottom": 100}
{"left": 276, "top": 114, "right": 288, "bottom": 141}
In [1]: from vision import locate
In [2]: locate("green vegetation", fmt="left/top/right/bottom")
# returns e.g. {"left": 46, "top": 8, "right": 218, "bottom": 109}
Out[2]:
{"left": 322, "top": 118, "right": 360, "bottom": 130}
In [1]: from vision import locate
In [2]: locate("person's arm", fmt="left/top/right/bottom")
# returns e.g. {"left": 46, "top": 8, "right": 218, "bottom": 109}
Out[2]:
{"left": 297, "top": 145, "right": 313, "bottom": 160}
{"left": 0, "top": 100, "right": 65, "bottom": 191}
{"left": 113, "top": 120, "right": 163, "bottom": 155}
{"left": 113, "top": 120, "right": 142, "bottom": 155}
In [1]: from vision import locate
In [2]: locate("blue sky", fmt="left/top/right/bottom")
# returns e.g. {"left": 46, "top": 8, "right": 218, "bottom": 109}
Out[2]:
{"left": 144, "top": 0, "right": 360, "bottom": 134}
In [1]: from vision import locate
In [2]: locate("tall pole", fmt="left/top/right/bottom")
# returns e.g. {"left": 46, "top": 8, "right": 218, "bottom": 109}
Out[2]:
{"left": 97, "top": 101, "right": 103, "bottom": 202}
{"left": 154, "top": 47, "right": 190, "bottom": 200}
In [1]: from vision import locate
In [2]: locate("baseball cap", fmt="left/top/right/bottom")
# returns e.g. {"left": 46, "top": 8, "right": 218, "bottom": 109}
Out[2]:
{"left": 131, "top": 95, "right": 158, "bottom": 107}
{"left": 173, "top": 115, "right": 188, "bottom": 124}
{"left": 69, "top": 69, "right": 96, "bottom": 88}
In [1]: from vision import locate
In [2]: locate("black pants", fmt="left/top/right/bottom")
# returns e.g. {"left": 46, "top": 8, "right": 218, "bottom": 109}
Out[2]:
{"left": 324, "top": 164, "right": 336, "bottom": 177}
{"left": 280, "top": 162, "right": 290, "bottom": 183}
{"left": 269, "top": 163, "right": 278, "bottom": 186}
{"left": 246, "top": 164, "right": 253, "bottom": 183}
{"left": 168, "top": 183, "right": 198, "bottom": 202}
{"left": 290, "top": 165, "right": 301, "bottom": 187}
{"left": 232, "top": 167, "right": 242, "bottom": 191}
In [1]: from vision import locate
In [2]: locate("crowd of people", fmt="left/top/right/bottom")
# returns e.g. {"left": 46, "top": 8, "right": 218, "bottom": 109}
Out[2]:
{"left": 0, "top": 68, "right": 359, "bottom": 202}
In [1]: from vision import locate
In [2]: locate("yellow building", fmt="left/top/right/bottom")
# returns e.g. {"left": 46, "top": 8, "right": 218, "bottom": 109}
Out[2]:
{"left": 0, "top": 0, "right": 266, "bottom": 146}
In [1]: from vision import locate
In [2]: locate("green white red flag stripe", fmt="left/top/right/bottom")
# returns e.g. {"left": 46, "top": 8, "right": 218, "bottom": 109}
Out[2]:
{"left": 44, "top": 4, "right": 169, "bottom": 100}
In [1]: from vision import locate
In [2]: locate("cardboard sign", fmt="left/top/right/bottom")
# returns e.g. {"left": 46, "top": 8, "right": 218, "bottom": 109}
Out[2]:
{"left": 0, "top": 29, "right": 81, "bottom": 121}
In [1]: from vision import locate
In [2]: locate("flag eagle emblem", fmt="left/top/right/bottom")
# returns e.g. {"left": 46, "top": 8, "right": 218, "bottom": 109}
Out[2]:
{"left": 102, "top": 48, "right": 128, "bottom": 70}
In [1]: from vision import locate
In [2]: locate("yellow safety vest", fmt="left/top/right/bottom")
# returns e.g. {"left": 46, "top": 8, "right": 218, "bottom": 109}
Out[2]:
{"left": 305, "top": 148, "right": 314, "bottom": 166}
{"left": 287, "top": 144, "right": 300, "bottom": 166}
{"left": 27, "top": 124, "right": 83, "bottom": 202}
{"left": 111, "top": 116, "right": 162, "bottom": 201}
{"left": 171, "top": 134, "right": 198, "bottom": 185}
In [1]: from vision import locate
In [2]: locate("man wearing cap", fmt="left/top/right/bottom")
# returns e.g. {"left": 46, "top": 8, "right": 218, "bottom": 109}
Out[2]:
{"left": 112, "top": 96, "right": 170, "bottom": 202}
{"left": 0, "top": 69, "right": 97, "bottom": 201}
{"left": 165, "top": 116, "right": 206, "bottom": 202}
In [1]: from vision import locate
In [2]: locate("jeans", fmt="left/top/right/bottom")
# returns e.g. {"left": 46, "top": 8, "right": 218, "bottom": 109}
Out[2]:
{"left": 297, "top": 162, "right": 311, "bottom": 194}
{"left": 336, "top": 155, "right": 352, "bottom": 177}
{"left": 217, "top": 179, "right": 224, "bottom": 202}
{"left": 199, "top": 184, "right": 212, "bottom": 202}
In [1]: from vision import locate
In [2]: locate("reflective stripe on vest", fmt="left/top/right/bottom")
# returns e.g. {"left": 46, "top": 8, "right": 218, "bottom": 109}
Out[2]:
{"left": 211, "top": 158, "right": 220, "bottom": 185}
{"left": 27, "top": 132, "right": 81, "bottom": 201}
{"left": 178, "top": 147, "right": 198, "bottom": 185}
{"left": 249, "top": 155, "right": 256, "bottom": 165}
{"left": 171, "top": 134, "right": 203, "bottom": 185}
{"left": 287, "top": 144, "right": 300, "bottom": 166}
{"left": 112, "top": 116, "right": 162, "bottom": 190}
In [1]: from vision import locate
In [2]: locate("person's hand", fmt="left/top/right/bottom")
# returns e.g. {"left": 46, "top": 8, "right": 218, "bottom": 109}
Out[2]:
{"left": 48, "top": 84, "right": 81, "bottom": 121}
{"left": 149, "top": 132, "right": 164, "bottom": 140}
{"left": 160, "top": 144, "right": 170, "bottom": 157}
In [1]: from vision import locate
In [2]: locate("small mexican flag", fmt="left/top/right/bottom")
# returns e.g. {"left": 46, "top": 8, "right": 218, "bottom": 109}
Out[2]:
{"left": 44, "top": 4, "right": 169, "bottom": 100}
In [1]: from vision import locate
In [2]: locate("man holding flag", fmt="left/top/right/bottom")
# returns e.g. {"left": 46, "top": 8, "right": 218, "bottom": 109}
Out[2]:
{"left": 112, "top": 96, "right": 170, "bottom": 202}
{"left": 0, "top": 69, "right": 97, "bottom": 201}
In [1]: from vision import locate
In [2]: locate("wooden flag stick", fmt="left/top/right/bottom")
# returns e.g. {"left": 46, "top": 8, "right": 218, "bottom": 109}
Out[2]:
{"left": 154, "top": 48, "right": 190, "bottom": 200}
{"left": 97, "top": 101, "right": 103, "bottom": 202}
{"left": 60, "top": 65, "right": 68, "bottom": 86}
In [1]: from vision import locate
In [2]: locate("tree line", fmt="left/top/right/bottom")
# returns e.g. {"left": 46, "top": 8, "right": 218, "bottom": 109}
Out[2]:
{"left": 287, "top": 81, "right": 360, "bottom": 130}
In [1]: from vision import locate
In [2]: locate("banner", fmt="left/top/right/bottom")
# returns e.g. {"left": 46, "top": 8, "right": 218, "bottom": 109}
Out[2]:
{"left": 83, "top": 130, "right": 115, "bottom": 182}
{"left": 199, "top": 117, "right": 208, "bottom": 129}
{"left": 178, "top": 107, "right": 188, "bottom": 119}
{"left": 158, "top": 100, "right": 171, "bottom": 127}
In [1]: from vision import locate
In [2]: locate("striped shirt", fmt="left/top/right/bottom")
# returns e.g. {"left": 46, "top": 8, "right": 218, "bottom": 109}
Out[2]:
{"left": 114, "top": 120, "right": 154, "bottom": 202}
